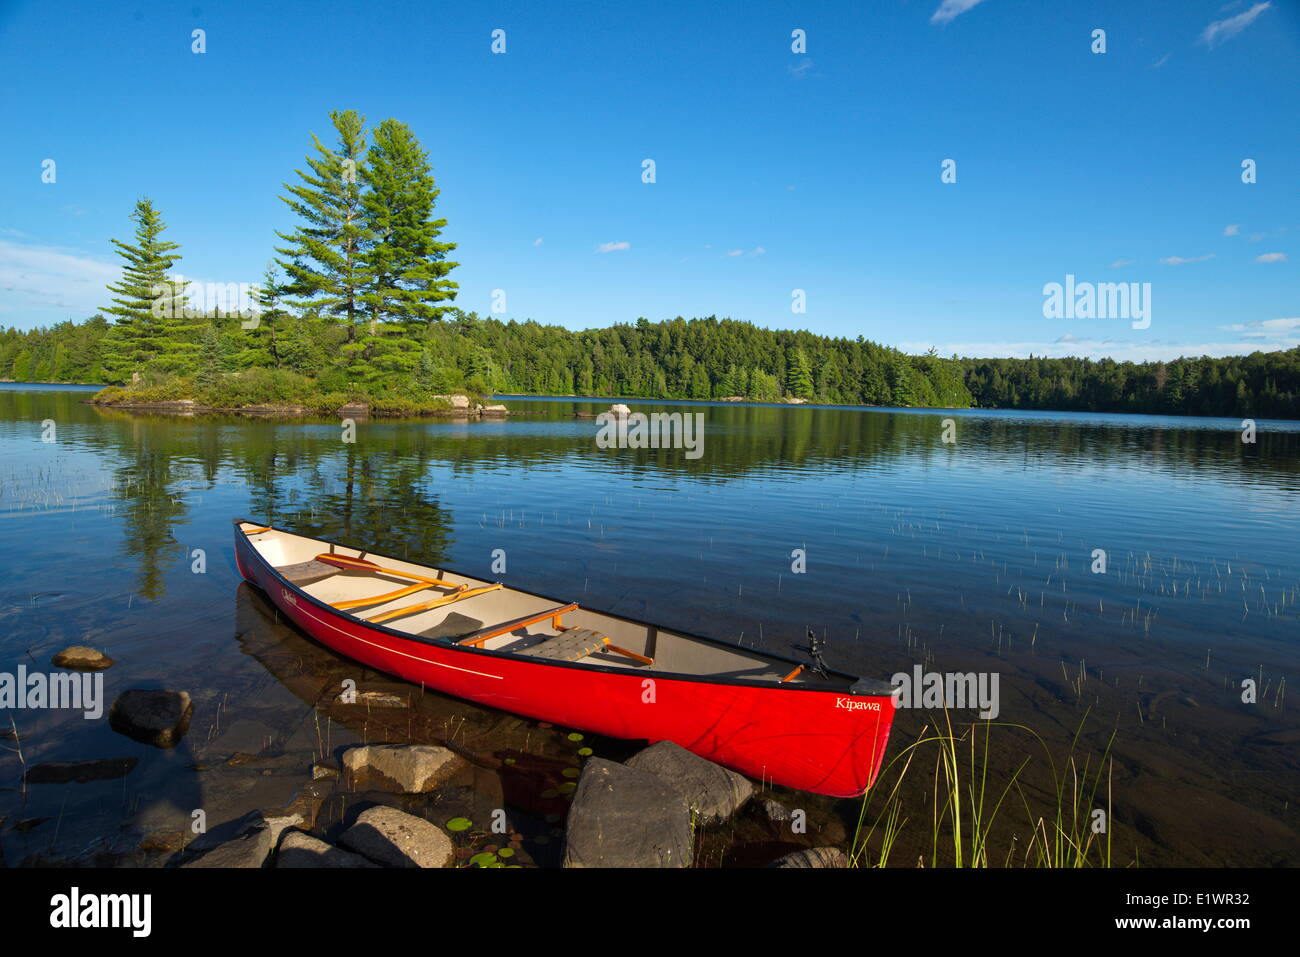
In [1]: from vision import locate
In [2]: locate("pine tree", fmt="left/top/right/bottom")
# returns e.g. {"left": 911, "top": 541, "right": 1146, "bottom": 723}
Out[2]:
{"left": 100, "top": 198, "right": 187, "bottom": 382}
{"left": 275, "top": 110, "right": 370, "bottom": 352}
{"left": 357, "top": 119, "right": 459, "bottom": 384}
{"left": 785, "top": 346, "right": 814, "bottom": 398}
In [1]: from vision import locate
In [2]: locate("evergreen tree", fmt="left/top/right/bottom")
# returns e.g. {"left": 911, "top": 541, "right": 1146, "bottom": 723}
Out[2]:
{"left": 785, "top": 346, "right": 814, "bottom": 398}
{"left": 275, "top": 110, "right": 370, "bottom": 351}
{"left": 99, "top": 198, "right": 187, "bottom": 382}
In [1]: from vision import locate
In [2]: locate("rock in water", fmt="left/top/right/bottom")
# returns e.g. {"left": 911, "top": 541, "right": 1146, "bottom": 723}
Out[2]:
{"left": 625, "top": 741, "right": 753, "bottom": 823}
{"left": 339, "top": 806, "right": 453, "bottom": 868}
{"left": 109, "top": 690, "right": 193, "bottom": 748}
{"left": 275, "top": 831, "right": 379, "bottom": 868}
{"left": 563, "top": 758, "right": 693, "bottom": 868}
{"left": 769, "top": 846, "right": 848, "bottom": 868}
{"left": 609, "top": 403, "right": 631, "bottom": 417}
{"left": 759, "top": 798, "right": 794, "bottom": 824}
{"left": 341, "top": 744, "right": 464, "bottom": 793}
{"left": 51, "top": 646, "right": 115, "bottom": 671}
{"left": 179, "top": 810, "right": 305, "bottom": 868}
{"left": 24, "top": 758, "right": 137, "bottom": 784}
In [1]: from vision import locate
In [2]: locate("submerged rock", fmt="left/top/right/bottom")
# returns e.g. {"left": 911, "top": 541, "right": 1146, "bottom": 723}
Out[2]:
{"left": 563, "top": 758, "right": 693, "bottom": 868}
{"left": 24, "top": 758, "right": 137, "bottom": 784}
{"left": 275, "top": 830, "right": 379, "bottom": 868}
{"left": 51, "top": 646, "right": 115, "bottom": 671}
{"left": 341, "top": 744, "right": 465, "bottom": 793}
{"left": 109, "top": 690, "right": 193, "bottom": 748}
{"left": 759, "top": 798, "right": 793, "bottom": 824}
{"left": 769, "top": 846, "right": 848, "bottom": 868}
{"left": 339, "top": 806, "right": 453, "bottom": 868}
{"left": 625, "top": 741, "right": 752, "bottom": 823}
{"left": 336, "top": 690, "right": 408, "bottom": 708}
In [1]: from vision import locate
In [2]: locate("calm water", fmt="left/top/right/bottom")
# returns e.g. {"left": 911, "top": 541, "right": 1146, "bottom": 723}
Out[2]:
{"left": 1, "top": 385, "right": 1296, "bottom": 866}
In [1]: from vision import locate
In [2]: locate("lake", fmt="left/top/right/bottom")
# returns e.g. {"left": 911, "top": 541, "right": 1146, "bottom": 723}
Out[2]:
{"left": 1, "top": 383, "right": 1296, "bottom": 866}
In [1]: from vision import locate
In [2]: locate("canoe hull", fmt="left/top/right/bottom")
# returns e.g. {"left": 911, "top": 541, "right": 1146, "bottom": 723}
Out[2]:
{"left": 235, "top": 528, "right": 895, "bottom": 797}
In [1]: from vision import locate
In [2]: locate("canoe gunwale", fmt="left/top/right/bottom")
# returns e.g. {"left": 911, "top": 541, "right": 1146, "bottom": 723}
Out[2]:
{"left": 233, "top": 517, "right": 892, "bottom": 698}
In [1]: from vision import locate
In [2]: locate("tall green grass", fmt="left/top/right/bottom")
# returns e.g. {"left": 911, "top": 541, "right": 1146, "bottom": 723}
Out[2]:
{"left": 849, "top": 710, "right": 1116, "bottom": 868}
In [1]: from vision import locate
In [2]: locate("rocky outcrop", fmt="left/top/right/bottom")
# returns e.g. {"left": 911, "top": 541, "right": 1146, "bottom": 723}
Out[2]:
{"left": 625, "top": 741, "right": 752, "bottom": 823}
{"left": 339, "top": 806, "right": 453, "bottom": 868}
{"left": 109, "top": 690, "right": 193, "bottom": 748}
{"left": 275, "top": 830, "right": 379, "bottom": 868}
{"left": 50, "top": 646, "right": 115, "bottom": 671}
{"left": 340, "top": 744, "right": 465, "bottom": 793}
{"left": 563, "top": 758, "right": 693, "bottom": 868}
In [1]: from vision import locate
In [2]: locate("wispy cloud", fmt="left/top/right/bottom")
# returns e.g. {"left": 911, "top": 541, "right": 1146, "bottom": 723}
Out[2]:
{"left": 1254, "top": 252, "right": 1287, "bottom": 263}
{"left": 1151, "top": 52, "right": 1172, "bottom": 69}
{"left": 533, "top": 237, "right": 543, "bottom": 247}
{"left": 0, "top": 237, "right": 118, "bottom": 318}
{"left": 597, "top": 241, "right": 629, "bottom": 254}
{"left": 1159, "top": 253, "right": 1216, "bottom": 265}
{"left": 788, "top": 58, "right": 813, "bottom": 78}
{"left": 1219, "top": 317, "right": 1300, "bottom": 345}
{"left": 1223, "top": 224, "right": 1241, "bottom": 236}
{"left": 1108, "top": 259, "right": 1136, "bottom": 268}
{"left": 724, "top": 247, "right": 765, "bottom": 258}
{"left": 1200, "top": 1, "right": 1271, "bottom": 48}
{"left": 930, "top": 0, "right": 988, "bottom": 26}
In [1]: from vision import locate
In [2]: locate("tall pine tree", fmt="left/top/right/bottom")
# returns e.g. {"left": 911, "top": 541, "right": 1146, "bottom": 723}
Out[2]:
{"left": 357, "top": 118, "right": 459, "bottom": 384}
{"left": 100, "top": 198, "right": 187, "bottom": 382}
{"left": 275, "top": 110, "right": 370, "bottom": 353}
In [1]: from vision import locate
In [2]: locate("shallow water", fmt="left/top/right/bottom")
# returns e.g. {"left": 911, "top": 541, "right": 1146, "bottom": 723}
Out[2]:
{"left": 0, "top": 385, "right": 1296, "bottom": 866}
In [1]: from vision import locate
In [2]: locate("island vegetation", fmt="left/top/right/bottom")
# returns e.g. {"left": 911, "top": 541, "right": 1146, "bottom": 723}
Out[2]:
{"left": 3, "top": 110, "right": 1298, "bottom": 419}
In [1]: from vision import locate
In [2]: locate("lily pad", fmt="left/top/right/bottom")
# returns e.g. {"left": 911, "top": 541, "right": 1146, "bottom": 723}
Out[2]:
{"left": 446, "top": 817, "right": 473, "bottom": 832}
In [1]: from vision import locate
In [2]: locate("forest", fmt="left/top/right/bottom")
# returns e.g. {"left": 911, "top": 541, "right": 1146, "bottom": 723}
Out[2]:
{"left": 3, "top": 108, "right": 1297, "bottom": 418}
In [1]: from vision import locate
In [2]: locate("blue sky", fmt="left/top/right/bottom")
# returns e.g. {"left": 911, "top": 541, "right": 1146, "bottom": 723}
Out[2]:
{"left": 1, "top": 0, "right": 1296, "bottom": 361}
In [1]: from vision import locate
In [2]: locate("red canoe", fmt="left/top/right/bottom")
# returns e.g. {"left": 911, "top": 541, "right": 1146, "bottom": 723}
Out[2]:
{"left": 233, "top": 519, "right": 897, "bottom": 797}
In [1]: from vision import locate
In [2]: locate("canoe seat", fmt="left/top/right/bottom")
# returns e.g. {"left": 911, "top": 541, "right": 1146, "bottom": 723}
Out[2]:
{"left": 418, "top": 613, "right": 484, "bottom": 643}
{"left": 277, "top": 559, "right": 340, "bottom": 586}
{"left": 522, "top": 628, "right": 609, "bottom": 662}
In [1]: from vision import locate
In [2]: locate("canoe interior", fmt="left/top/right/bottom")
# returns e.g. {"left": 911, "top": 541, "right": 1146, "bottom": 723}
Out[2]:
{"left": 240, "top": 523, "right": 855, "bottom": 690}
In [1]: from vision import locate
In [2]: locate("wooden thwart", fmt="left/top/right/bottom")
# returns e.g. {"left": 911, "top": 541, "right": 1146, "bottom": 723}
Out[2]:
{"left": 457, "top": 604, "right": 580, "bottom": 648}
{"left": 365, "top": 584, "right": 502, "bottom": 624}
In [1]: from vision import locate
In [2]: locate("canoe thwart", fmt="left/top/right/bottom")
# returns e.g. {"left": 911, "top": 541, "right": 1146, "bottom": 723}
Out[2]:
{"left": 458, "top": 603, "right": 579, "bottom": 647}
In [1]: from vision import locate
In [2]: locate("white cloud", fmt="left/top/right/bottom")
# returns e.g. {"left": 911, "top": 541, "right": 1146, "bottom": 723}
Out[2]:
{"left": 930, "top": 0, "right": 988, "bottom": 26}
{"left": 1219, "top": 317, "right": 1300, "bottom": 342}
{"left": 0, "top": 238, "right": 119, "bottom": 320}
{"left": 1200, "top": 1, "right": 1271, "bottom": 48}
{"left": 1249, "top": 233, "right": 1264, "bottom": 242}
{"left": 724, "top": 249, "right": 743, "bottom": 258}
{"left": 533, "top": 237, "right": 543, "bottom": 247}
{"left": 1159, "top": 253, "right": 1215, "bottom": 265}
{"left": 1254, "top": 252, "right": 1287, "bottom": 263}
{"left": 1151, "top": 52, "right": 1172, "bottom": 68}
{"left": 788, "top": 58, "right": 813, "bottom": 78}
{"left": 1223, "top": 224, "right": 1241, "bottom": 236}
{"left": 597, "top": 241, "right": 630, "bottom": 254}
{"left": 1108, "top": 258, "right": 1136, "bottom": 268}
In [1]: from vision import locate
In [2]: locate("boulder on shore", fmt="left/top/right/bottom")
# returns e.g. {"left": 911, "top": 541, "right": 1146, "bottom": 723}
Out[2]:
{"left": 275, "top": 830, "right": 379, "bottom": 868}
{"left": 563, "top": 758, "right": 693, "bottom": 868}
{"left": 339, "top": 806, "right": 453, "bottom": 868}
{"left": 608, "top": 403, "right": 632, "bottom": 418}
{"left": 625, "top": 741, "right": 752, "bottom": 823}
{"left": 179, "top": 809, "right": 306, "bottom": 868}
{"left": 769, "top": 846, "right": 849, "bottom": 868}
{"left": 51, "top": 645, "right": 115, "bottom": 671}
{"left": 481, "top": 404, "right": 508, "bottom": 415}
{"left": 109, "top": 689, "right": 193, "bottom": 748}
{"left": 341, "top": 744, "right": 465, "bottom": 793}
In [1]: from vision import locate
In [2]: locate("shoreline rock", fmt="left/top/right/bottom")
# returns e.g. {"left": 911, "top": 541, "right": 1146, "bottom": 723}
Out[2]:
{"left": 338, "top": 806, "right": 453, "bottom": 868}
{"left": 109, "top": 689, "right": 193, "bottom": 748}
{"left": 562, "top": 758, "right": 693, "bottom": 868}
{"left": 51, "top": 645, "right": 115, "bottom": 671}
{"left": 625, "top": 741, "right": 752, "bottom": 823}
{"left": 341, "top": 744, "right": 465, "bottom": 793}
